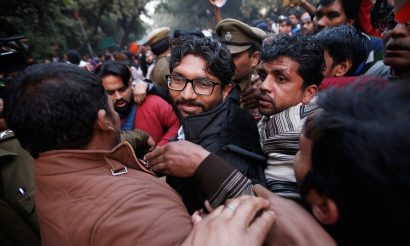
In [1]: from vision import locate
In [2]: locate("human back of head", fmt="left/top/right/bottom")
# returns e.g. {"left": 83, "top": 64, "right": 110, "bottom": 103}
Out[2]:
{"left": 4, "top": 63, "right": 113, "bottom": 158}
{"left": 315, "top": 25, "right": 369, "bottom": 77}
{"left": 169, "top": 35, "right": 235, "bottom": 87}
{"left": 261, "top": 34, "right": 324, "bottom": 88}
{"left": 66, "top": 49, "right": 82, "bottom": 65}
{"left": 301, "top": 80, "right": 410, "bottom": 244}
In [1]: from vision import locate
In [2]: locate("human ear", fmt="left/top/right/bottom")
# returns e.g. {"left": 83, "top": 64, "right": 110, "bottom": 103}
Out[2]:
{"left": 251, "top": 51, "right": 261, "bottom": 69}
{"left": 96, "top": 109, "right": 115, "bottom": 132}
{"left": 307, "top": 189, "right": 339, "bottom": 225}
{"left": 222, "top": 83, "right": 233, "bottom": 100}
{"left": 334, "top": 59, "right": 352, "bottom": 77}
{"left": 301, "top": 85, "right": 318, "bottom": 104}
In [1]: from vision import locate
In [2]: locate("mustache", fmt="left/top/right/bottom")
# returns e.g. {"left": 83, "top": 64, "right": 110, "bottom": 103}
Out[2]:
{"left": 175, "top": 99, "right": 204, "bottom": 107}
{"left": 385, "top": 40, "right": 410, "bottom": 51}
{"left": 258, "top": 92, "right": 274, "bottom": 103}
{"left": 114, "top": 99, "right": 129, "bottom": 106}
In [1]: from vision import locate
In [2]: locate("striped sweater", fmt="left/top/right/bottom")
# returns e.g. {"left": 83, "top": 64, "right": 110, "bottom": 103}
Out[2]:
{"left": 258, "top": 101, "right": 318, "bottom": 199}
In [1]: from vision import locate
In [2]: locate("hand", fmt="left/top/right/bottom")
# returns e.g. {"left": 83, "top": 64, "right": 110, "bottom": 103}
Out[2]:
{"left": 208, "top": 0, "right": 216, "bottom": 7}
{"left": 240, "top": 74, "right": 261, "bottom": 109}
{"left": 182, "top": 196, "right": 275, "bottom": 246}
{"left": 132, "top": 81, "right": 148, "bottom": 105}
{"left": 253, "top": 185, "right": 336, "bottom": 246}
{"left": 146, "top": 135, "right": 156, "bottom": 151}
{"left": 144, "top": 140, "right": 210, "bottom": 177}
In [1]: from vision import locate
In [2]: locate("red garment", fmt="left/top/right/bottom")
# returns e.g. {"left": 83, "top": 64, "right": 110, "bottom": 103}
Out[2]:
{"left": 135, "top": 94, "right": 179, "bottom": 146}
{"left": 359, "top": 0, "right": 382, "bottom": 38}
{"left": 320, "top": 76, "right": 387, "bottom": 90}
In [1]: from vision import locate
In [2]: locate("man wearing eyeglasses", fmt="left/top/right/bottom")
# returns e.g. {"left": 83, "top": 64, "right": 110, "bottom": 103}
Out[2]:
{"left": 366, "top": 0, "right": 410, "bottom": 80}
{"left": 147, "top": 35, "right": 267, "bottom": 214}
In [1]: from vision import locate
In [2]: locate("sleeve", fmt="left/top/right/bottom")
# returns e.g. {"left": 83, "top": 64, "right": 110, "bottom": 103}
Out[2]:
{"left": 155, "top": 97, "right": 180, "bottom": 146}
{"left": 120, "top": 129, "right": 149, "bottom": 148}
{"left": 194, "top": 154, "right": 254, "bottom": 209}
{"left": 147, "top": 82, "right": 173, "bottom": 104}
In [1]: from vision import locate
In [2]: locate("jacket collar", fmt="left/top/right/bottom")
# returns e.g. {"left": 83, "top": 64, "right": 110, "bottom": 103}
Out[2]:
{"left": 182, "top": 99, "right": 228, "bottom": 141}
{"left": 35, "top": 142, "right": 155, "bottom": 176}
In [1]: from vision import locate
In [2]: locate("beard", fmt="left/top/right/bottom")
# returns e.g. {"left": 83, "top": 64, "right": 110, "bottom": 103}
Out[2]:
{"left": 172, "top": 97, "right": 223, "bottom": 119}
{"left": 114, "top": 99, "right": 132, "bottom": 118}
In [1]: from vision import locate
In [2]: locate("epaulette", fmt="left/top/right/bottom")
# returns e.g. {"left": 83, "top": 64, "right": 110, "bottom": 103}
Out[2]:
{"left": 0, "top": 129, "right": 15, "bottom": 142}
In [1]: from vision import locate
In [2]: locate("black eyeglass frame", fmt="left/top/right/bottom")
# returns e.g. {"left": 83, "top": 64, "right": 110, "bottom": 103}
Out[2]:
{"left": 166, "top": 74, "right": 221, "bottom": 96}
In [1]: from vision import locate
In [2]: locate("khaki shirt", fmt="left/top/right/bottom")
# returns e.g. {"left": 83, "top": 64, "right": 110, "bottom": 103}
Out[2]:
{"left": 150, "top": 53, "right": 171, "bottom": 88}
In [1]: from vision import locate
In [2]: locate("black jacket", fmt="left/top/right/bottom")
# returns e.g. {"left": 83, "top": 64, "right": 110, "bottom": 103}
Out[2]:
{"left": 167, "top": 98, "right": 266, "bottom": 214}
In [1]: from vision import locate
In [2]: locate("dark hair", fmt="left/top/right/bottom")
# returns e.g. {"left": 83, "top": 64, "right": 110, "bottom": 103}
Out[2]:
{"left": 261, "top": 34, "right": 323, "bottom": 88}
{"left": 173, "top": 29, "right": 205, "bottom": 39}
{"left": 247, "top": 43, "right": 261, "bottom": 58}
{"left": 315, "top": 25, "right": 369, "bottom": 76}
{"left": 169, "top": 35, "right": 235, "bottom": 87}
{"left": 66, "top": 49, "right": 81, "bottom": 65}
{"left": 3, "top": 63, "right": 112, "bottom": 158}
{"left": 99, "top": 61, "right": 131, "bottom": 87}
{"left": 319, "top": 0, "right": 360, "bottom": 21}
{"left": 288, "top": 9, "right": 300, "bottom": 19}
{"left": 301, "top": 80, "right": 410, "bottom": 244}
{"left": 151, "top": 37, "right": 170, "bottom": 56}
{"left": 279, "top": 18, "right": 292, "bottom": 26}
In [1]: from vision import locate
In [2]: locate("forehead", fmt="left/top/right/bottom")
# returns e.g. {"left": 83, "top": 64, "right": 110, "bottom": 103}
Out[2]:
{"left": 317, "top": 0, "right": 345, "bottom": 14}
{"left": 262, "top": 56, "right": 300, "bottom": 74}
{"left": 102, "top": 75, "right": 126, "bottom": 88}
{"left": 173, "top": 54, "right": 206, "bottom": 73}
{"left": 173, "top": 54, "right": 221, "bottom": 82}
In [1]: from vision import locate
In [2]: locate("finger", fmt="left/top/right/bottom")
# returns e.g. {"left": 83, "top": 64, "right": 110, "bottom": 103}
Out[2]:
{"left": 149, "top": 162, "right": 168, "bottom": 173}
{"left": 253, "top": 184, "right": 271, "bottom": 199}
{"left": 247, "top": 210, "right": 276, "bottom": 244}
{"left": 243, "top": 101, "right": 259, "bottom": 109}
{"left": 230, "top": 197, "right": 270, "bottom": 226}
{"left": 219, "top": 195, "right": 253, "bottom": 219}
{"left": 204, "top": 200, "right": 214, "bottom": 213}
{"left": 204, "top": 205, "right": 225, "bottom": 221}
{"left": 134, "top": 95, "right": 146, "bottom": 105}
{"left": 191, "top": 211, "right": 203, "bottom": 224}
{"left": 144, "top": 145, "right": 166, "bottom": 161}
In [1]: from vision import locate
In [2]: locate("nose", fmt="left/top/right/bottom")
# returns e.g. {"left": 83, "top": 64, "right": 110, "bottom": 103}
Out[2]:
{"left": 180, "top": 82, "right": 197, "bottom": 100}
{"left": 113, "top": 90, "right": 122, "bottom": 100}
{"left": 316, "top": 17, "right": 328, "bottom": 30}
{"left": 259, "top": 76, "right": 272, "bottom": 94}
{"left": 391, "top": 22, "right": 408, "bottom": 38}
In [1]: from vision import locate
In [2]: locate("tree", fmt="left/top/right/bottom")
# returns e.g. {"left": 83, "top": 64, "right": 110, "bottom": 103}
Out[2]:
{"left": 0, "top": 0, "right": 152, "bottom": 60}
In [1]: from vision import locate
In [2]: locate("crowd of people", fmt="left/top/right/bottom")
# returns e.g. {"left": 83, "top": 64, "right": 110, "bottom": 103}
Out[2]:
{"left": 1, "top": 0, "right": 409, "bottom": 245}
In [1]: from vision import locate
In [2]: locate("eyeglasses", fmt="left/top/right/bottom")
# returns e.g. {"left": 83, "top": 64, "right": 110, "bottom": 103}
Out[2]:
{"left": 166, "top": 75, "right": 221, "bottom": 96}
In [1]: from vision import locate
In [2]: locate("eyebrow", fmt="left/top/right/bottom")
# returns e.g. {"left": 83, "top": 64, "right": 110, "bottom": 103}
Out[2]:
{"left": 270, "top": 68, "right": 289, "bottom": 76}
{"left": 172, "top": 71, "right": 208, "bottom": 80}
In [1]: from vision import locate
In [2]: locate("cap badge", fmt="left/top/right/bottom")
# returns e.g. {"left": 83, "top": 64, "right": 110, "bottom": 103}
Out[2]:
{"left": 225, "top": 32, "right": 232, "bottom": 42}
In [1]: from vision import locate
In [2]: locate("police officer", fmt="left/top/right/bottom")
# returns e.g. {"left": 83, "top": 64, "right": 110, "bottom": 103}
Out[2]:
{"left": 145, "top": 27, "right": 171, "bottom": 88}
{"left": 216, "top": 19, "right": 265, "bottom": 109}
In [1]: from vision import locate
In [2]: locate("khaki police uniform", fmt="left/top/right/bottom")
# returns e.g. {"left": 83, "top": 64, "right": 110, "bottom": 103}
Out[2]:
{"left": 0, "top": 129, "right": 40, "bottom": 245}
{"left": 216, "top": 18, "right": 266, "bottom": 92}
{"left": 146, "top": 27, "right": 171, "bottom": 88}
{"left": 216, "top": 19, "right": 265, "bottom": 117}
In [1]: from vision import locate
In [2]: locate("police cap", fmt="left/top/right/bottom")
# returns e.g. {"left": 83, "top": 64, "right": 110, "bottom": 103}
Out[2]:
{"left": 144, "top": 27, "right": 171, "bottom": 46}
{"left": 216, "top": 18, "right": 266, "bottom": 54}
